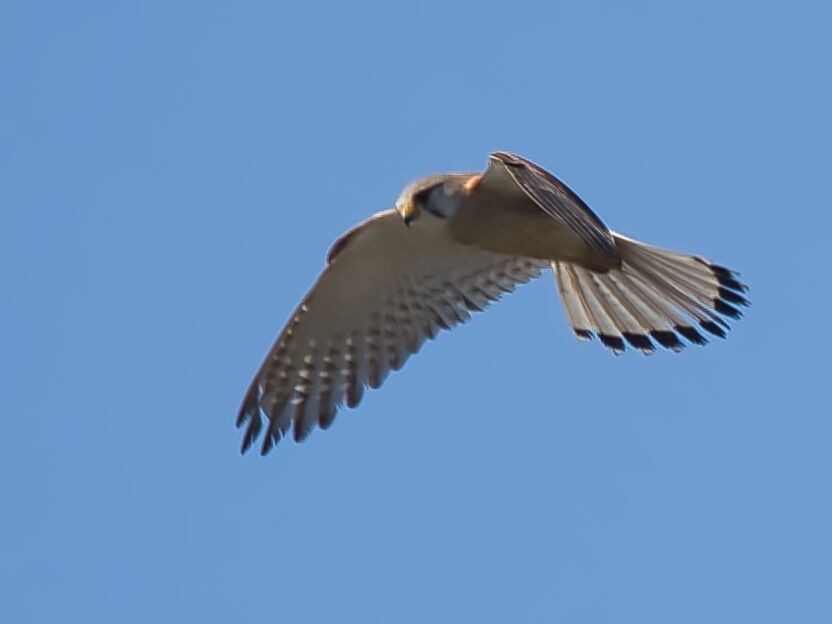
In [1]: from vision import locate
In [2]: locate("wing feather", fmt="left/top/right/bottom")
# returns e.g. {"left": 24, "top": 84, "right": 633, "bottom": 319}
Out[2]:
{"left": 489, "top": 151, "right": 617, "bottom": 258}
{"left": 238, "top": 210, "right": 547, "bottom": 454}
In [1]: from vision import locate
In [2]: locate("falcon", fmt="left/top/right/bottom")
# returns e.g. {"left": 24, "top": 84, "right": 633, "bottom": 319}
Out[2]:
{"left": 237, "top": 151, "right": 749, "bottom": 455}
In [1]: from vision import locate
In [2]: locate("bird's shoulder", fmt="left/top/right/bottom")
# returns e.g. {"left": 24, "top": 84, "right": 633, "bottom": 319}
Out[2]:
{"left": 325, "top": 209, "right": 399, "bottom": 264}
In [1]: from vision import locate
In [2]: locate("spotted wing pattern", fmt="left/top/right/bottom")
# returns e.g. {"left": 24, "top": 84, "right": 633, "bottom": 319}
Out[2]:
{"left": 237, "top": 210, "right": 547, "bottom": 454}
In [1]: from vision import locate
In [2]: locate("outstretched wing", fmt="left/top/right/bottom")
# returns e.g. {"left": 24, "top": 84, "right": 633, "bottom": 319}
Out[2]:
{"left": 237, "top": 209, "right": 547, "bottom": 455}
{"left": 488, "top": 151, "right": 617, "bottom": 258}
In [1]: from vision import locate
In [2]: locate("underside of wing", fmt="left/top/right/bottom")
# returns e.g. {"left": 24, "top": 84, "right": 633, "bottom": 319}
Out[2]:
{"left": 489, "top": 151, "right": 617, "bottom": 258}
{"left": 237, "top": 210, "right": 547, "bottom": 455}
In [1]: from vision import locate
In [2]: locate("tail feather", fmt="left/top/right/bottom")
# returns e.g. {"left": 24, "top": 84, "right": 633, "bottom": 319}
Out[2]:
{"left": 597, "top": 273, "right": 670, "bottom": 352}
{"left": 603, "top": 272, "right": 676, "bottom": 332}
{"left": 621, "top": 248, "right": 728, "bottom": 328}
{"left": 584, "top": 268, "right": 651, "bottom": 353}
{"left": 571, "top": 266, "right": 627, "bottom": 352}
{"left": 613, "top": 271, "right": 702, "bottom": 347}
{"left": 553, "top": 233, "right": 749, "bottom": 354}
{"left": 554, "top": 263, "right": 594, "bottom": 341}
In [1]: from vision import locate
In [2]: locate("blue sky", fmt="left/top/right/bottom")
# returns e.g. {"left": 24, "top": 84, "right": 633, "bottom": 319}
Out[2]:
{"left": 2, "top": 1, "right": 831, "bottom": 622}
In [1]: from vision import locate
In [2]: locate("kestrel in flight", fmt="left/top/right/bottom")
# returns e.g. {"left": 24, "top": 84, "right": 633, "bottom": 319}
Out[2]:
{"left": 237, "top": 152, "right": 748, "bottom": 455}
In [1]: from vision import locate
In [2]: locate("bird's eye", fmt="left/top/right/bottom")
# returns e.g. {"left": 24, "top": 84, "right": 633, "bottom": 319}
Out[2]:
{"left": 415, "top": 183, "right": 454, "bottom": 219}
{"left": 412, "top": 185, "right": 435, "bottom": 207}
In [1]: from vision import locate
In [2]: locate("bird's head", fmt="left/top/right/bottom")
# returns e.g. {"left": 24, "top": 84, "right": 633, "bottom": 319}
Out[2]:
{"left": 395, "top": 173, "right": 480, "bottom": 226}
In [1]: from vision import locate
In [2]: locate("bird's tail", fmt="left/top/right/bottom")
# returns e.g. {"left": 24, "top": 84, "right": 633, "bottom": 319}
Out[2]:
{"left": 552, "top": 233, "right": 749, "bottom": 354}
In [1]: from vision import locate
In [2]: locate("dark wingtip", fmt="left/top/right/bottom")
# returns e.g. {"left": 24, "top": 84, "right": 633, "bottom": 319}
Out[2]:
{"left": 237, "top": 382, "right": 260, "bottom": 428}
{"left": 345, "top": 384, "right": 364, "bottom": 409}
{"left": 650, "top": 330, "right": 684, "bottom": 352}
{"left": 599, "top": 334, "right": 626, "bottom": 354}
{"left": 293, "top": 419, "right": 314, "bottom": 444}
{"left": 240, "top": 413, "right": 262, "bottom": 455}
{"left": 623, "top": 332, "right": 655, "bottom": 354}
{"left": 237, "top": 384, "right": 263, "bottom": 454}
{"left": 676, "top": 325, "right": 708, "bottom": 345}
{"left": 319, "top": 407, "right": 337, "bottom": 431}
{"left": 260, "top": 430, "right": 277, "bottom": 456}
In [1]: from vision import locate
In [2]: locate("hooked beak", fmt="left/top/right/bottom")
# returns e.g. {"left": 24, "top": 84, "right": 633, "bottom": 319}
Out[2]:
{"left": 399, "top": 199, "right": 417, "bottom": 227}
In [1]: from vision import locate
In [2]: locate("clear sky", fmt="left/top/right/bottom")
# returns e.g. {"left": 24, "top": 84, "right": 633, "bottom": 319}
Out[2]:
{"left": 3, "top": 1, "right": 831, "bottom": 622}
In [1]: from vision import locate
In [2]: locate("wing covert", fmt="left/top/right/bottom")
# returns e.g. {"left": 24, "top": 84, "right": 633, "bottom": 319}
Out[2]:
{"left": 489, "top": 151, "right": 617, "bottom": 258}
{"left": 237, "top": 210, "right": 546, "bottom": 454}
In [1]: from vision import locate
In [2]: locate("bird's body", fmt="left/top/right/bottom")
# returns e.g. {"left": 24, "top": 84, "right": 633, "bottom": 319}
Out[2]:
{"left": 238, "top": 152, "right": 748, "bottom": 454}
{"left": 444, "top": 157, "right": 618, "bottom": 270}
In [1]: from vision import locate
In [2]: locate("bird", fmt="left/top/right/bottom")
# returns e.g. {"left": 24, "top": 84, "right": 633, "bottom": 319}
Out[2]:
{"left": 237, "top": 151, "right": 749, "bottom": 455}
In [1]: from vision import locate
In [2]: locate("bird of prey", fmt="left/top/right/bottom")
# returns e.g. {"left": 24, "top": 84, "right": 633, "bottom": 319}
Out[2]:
{"left": 237, "top": 151, "right": 748, "bottom": 455}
